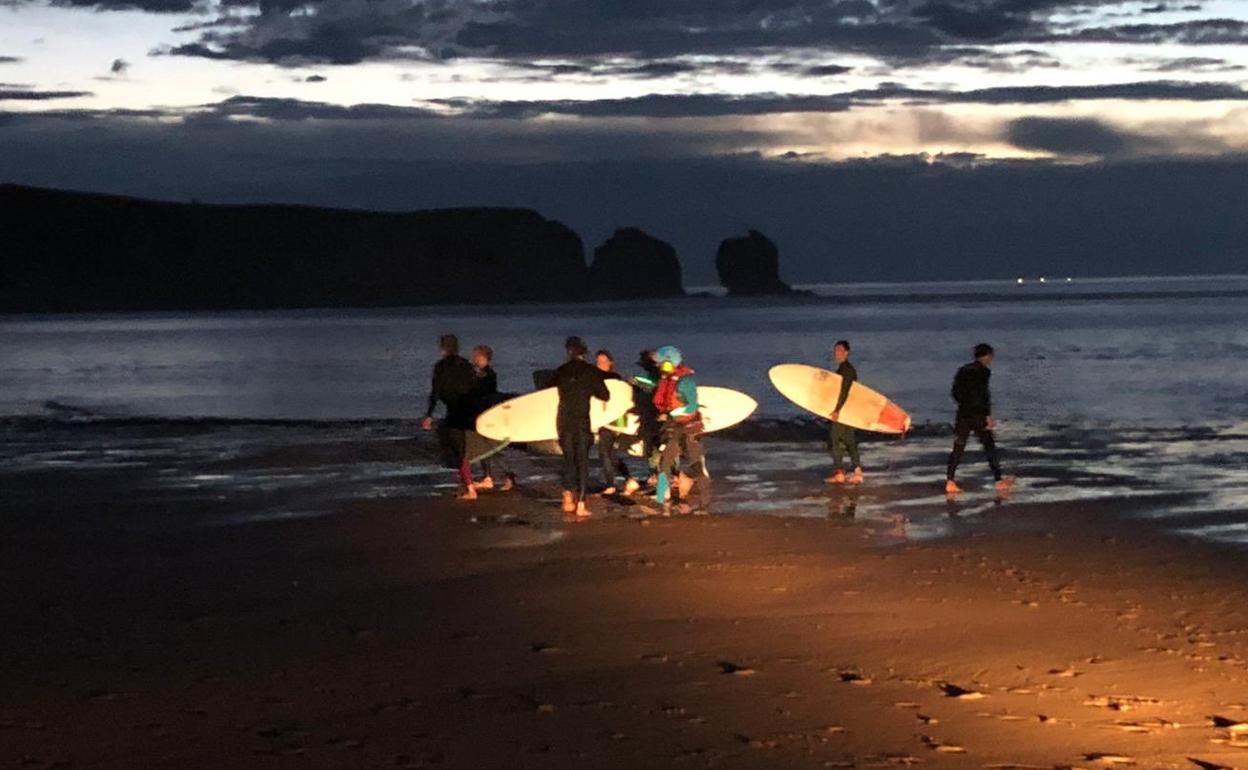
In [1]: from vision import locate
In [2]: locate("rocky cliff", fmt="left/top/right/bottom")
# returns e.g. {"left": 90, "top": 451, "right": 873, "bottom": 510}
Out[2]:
{"left": 715, "top": 229, "right": 794, "bottom": 296}
{"left": 588, "top": 227, "right": 684, "bottom": 299}
{"left": 0, "top": 184, "right": 592, "bottom": 312}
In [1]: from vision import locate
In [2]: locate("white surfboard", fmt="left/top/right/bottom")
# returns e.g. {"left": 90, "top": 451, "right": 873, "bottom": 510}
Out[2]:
{"left": 607, "top": 386, "right": 758, "bottom": 436}
{"left": 475, "top": 379, "right": 634, "bottom": 443}
{"left": 768, "top": 363, "right": 911, "bottom": 434}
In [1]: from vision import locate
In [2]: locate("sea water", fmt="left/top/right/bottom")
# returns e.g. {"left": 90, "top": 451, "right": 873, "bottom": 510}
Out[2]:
{"left": 2, "top": 275, "right": 1248, "bottom": 427}
{"left": 4, "top": 276, "right": 1248, "bottom": 544}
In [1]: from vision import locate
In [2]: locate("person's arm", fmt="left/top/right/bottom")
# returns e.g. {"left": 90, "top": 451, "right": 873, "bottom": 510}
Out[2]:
{"left": 982, "top": 369, "right": 994, "bottom": 428}
{"left": 674, "top": 376, "right": 699, "bottom": 416}
{"left": 832, "top": 364, "right": 855, "bottom": 415}
{"left": 422, "top": 367, "right": 440, "bottom": 430}
{"left": 592, "top": 369, "right": 611, "bottom": 402}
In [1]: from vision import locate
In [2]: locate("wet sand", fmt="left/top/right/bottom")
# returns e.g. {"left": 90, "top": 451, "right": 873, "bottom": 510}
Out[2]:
{"left": 3, "top": 423, "right": 1248, "bottom": 769}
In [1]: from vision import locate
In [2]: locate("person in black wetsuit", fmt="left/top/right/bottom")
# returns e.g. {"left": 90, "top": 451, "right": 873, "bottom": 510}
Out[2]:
{"left": 420, "top": 334, "right": 477, "bottom": 500}
{"left": 464, "top": 344, "right": 515, "bottom": 492}
{"left": 551, "top": 336, "right": 610, "bottom": 517}
{"left": 945, "top": 343, "right": 1013, "bottom": 497}
{"left": 594, "top": 350, "right": 635, "bottom": 496}
{"left": 827, "top": 339, "right": 864, "bottom": 485}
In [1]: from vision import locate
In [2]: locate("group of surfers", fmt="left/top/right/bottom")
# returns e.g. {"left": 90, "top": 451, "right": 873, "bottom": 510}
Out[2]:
{"left": 423, "top": 335, "right": 1011, "bottom": 518}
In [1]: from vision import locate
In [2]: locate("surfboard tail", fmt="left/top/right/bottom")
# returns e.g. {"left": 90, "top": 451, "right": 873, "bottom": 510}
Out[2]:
{"left": 877, "top": 401, "right": 911, "bottom": 434}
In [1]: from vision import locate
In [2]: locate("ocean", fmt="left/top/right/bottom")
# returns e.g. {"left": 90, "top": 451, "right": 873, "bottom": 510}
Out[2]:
{"left": 4, "top": 275, "right": 1248, "bottom": 545}
{"left": 3, "top": 275, "right": 1248, "bottom": 427}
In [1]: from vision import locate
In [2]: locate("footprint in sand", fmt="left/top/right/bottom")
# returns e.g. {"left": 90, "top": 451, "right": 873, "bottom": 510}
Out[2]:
{"left": 939, "top": 682, "right": 987, "bottom": 700}
{"left": 717, "top": 661, "right": 757, "bottom": 677}
{"left": 1210, "top": 715, "right": 1248, "bottom": 733}
{"left": 919, "top": 735, "right": 965, "bottom": 753}
{"left": 1109, "top": 718, "right": 1177, "bottom": 733}
{"left": 837, "top": 669, "right": 873, "bottom": 685}
{"left": 1083, "top": 752, "right": 1136, "bottom": 766}
{"left": 1187, "top": 759, "right": 1235, "bottom": 770}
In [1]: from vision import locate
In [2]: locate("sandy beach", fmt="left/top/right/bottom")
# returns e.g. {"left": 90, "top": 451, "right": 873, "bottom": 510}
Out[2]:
{"left": 3, "top": 420, "right": 1248, "bottom": 769}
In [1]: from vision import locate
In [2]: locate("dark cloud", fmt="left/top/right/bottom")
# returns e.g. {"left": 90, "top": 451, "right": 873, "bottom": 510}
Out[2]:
{"left": 0, "top": 88, "right": 93, "bottom": 100}
{"left": 804, "top": 64, "right": 854, "bottom": 77}
{"left": 49, "top": 0, "right": 199, "bottom": 12}
{"left": 198, "top": 95, "right": 441, "bottom": 121}
{"left": 0, "top": 56, "right": 23, "bottom": 64}
{"left": 434, "top": 80, "right": 1248, "bottom": 119}
{"left": 1057, "top": 18, "right": 1248, "bottom": 44}
{"left": 305, "top": 74, "right": 328, "bottom": 82}
{"left": 1134, "top": 56, "right": 1245, "bottom": 73}
{"left": 1005, "top": 116, "right": 1163, "bottom": 157}
{"left": 111, "top": 58, "right": 130, "bottom": 74}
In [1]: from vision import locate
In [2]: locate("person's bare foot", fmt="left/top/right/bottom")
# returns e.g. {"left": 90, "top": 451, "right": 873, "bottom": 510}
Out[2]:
{"left": 850, "top": 467, "right": 864, "bottom": 485}
{"left": 561, "top": 491, "right": 575, "bottom": 513}
{"left": 994, "top": 477, "right": 1015, "bottom": 497}
{"left": 603, "top": 486, "right": 617, "bottom": 496}
{"left": 575, "top": 500, "right": 591, "bottom": 518}
{"left": 944, "top": 479, "right": 961, "bottom": 495}
{"left": 499, "top": 474, "right": 514, "bottom": 492}
{"left": 474, "top": 476, "right": 494, "bottom": 491}
{"left": 677, "top": 473, "right": 694, "bottom": 501}
{"left": 826, "top": 469, "right": 846, "bottom": 485}
{"left": 458, "top": 485, "right": 478, "bottom": 501}
{"left": 623, "top": 478, "right": 641, "bottom": 496}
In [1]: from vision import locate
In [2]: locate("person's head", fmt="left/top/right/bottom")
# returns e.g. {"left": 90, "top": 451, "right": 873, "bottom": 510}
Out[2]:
{"left": 833, "top": 339, "right": 851, "bottom": 363}
{"left": 636, "top": 349, "right": 659, "bottom": 377}
{"left": 472, "top": 344, "right": 493, "bottom": 369}
{"left": 595, "top": 349, "right": 615, "bottom": 373}
{"left": 655, "top": 345, "right": 683, "bottom": 374}
{"left": 438, "top": 334, "right": 459, "bottom": 357}
{"left": 973, "top": 342, "right": 994, "bottom": 365}
{"left": 565, "top": 335, "right": 588, "bottom": 360}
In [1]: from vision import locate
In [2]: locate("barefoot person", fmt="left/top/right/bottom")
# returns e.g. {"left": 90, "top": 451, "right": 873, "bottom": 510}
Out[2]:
{"left": 595, "top": 350, "right": 638, "bottom": 496}
{"left": 945, "top": 343, "right": 1012, "bottom": 496}
{"left": 465, "top": 344, "right": 515, "bottom": 492}
{"left": 827, "top": 339, "right": 864, "bottom": 485}
{"left": 653, "top": 345, "right": 710, "bottom": 514}
{"left": 420, "top": 334, "right": 477, "bottom": 500}
{"left": 552, "top": 336, "right": 610, "bottom": 517}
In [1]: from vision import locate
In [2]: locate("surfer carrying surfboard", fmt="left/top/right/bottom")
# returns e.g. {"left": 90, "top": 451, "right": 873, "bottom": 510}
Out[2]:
{"left": 827, "top": 340, "right": 865, "bottom": 486}
{"left": 552, "top": 336, "right": 611, "bottom": 518}
{"left": 595, "top": 350, "right": 640, "bottom": 497}
{"left": 945, "top": 343, "right": 1013, "bottom": 497}
{"left": 653, "top": 346, "right": 711, "bottom": 514}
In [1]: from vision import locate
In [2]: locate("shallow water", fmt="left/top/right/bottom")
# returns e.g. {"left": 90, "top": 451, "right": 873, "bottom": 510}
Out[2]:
{"left": 4, "top": 276, "right": 1248, "bottom": 546}
{"left": 3, "top": 276, "right": 1248, "bottom": 427}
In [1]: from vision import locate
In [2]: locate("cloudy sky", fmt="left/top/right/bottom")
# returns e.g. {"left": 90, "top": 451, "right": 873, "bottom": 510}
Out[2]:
{"left": 2, "top": 0, "right": 1247, "bottom": 280}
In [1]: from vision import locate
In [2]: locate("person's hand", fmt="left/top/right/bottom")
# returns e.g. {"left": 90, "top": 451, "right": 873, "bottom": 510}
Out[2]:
{"left": 829, "top": 410, "right": 839, "bottom": 422}
{"left": 985, "top": 416, "right": 995, "bottom": 430}
{"left": 421, "top": 416, "right": 433, "bottom": 431}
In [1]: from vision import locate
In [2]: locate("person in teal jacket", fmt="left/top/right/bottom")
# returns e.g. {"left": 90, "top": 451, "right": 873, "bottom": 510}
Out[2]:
{"left": 652, "top": 345, "right": 710, "bottom": 514}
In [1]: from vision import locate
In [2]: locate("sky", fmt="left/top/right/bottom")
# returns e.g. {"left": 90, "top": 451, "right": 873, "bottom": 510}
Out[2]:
{"left": 2, "top": 0, "right": 1247, "bottom": 282}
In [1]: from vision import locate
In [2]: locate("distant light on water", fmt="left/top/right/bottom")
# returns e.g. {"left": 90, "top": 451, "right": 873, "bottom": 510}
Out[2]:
{"left": 1016, "top": 278, "right": 1024, "bottom": 284}
{"left": 1039, "top": 276, "right": 1047, "bottom": 283}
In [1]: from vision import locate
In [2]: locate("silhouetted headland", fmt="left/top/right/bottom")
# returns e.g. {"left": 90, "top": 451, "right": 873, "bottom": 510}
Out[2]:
{"left": 0, "top": 185, "right": 696, "bottom": 313}
{"left": 716, "top": 229, "right": 798, "bottom": 297}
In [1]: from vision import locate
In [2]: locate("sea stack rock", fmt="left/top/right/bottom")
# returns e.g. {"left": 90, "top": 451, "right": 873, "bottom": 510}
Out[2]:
{"left": 715, "top": 229, "right": 793, "bottom": 296}
{"left": 588, "top": 227, "right": 684, "bottom": 299}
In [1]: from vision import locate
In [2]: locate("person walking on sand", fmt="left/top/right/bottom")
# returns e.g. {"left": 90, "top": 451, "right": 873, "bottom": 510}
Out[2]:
{"left": 464, "top": 344, "right": 515, "bottom": 493}
{"left": 552, "top": 336, "right": 611, "bottom": 517}
{"left": 945, "top": 343, "right": 1013, "bottom": 496}
{"left": 595, "top": 350, "right": 639, "bottom": 496}
{"left": 827, "top": 339, "right": 864, "bottom": 486}
{"left": 421, "top": 334, "right": 478, "bottom": 500}
{"left": 653, "top": 345, "right": 711, "bottom": 515}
